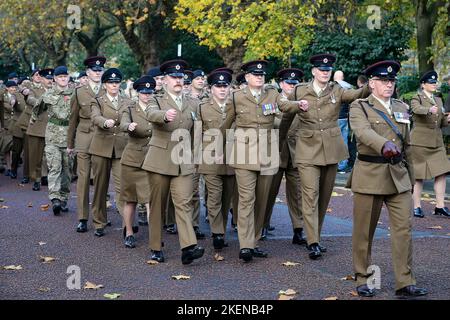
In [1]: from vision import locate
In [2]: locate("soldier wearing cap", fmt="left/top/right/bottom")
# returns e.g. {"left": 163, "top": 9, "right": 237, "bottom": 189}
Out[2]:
{"left": 190, "top": 69, "right": 209, "bottom": 100}
{"left": 410, "top": 70, "right": 450, "bottom": 219}
{"left": 0, "top": 81, "right": 21, "bottom": 178}
{"left": 182, "top": 70, "right": 193, "bottom": 94}
{"left": 7, "top": 80, "right": 27, "bottom": 180}
{"left": 228, "top": 60, "right": 300, "bottom": 262}
{"left": 67, "top": 56, "right": 107, "bottom": 233}
{"left": 77, "top": 71, "right": 88, "bottom": 87}
{"left": 89, "top": 68, "right": 130, "bottom": 237}
{"left": 142, "top": 59, "right": 205, "bottom": 264}
{"left": 147, "top": 66, "right": 165, "bottom": 94}
{"left": 197, "top": 68, "right": 236, "bottom": 250}
{"left": 119, "top": 76, "right": 155, "bottom": 250}
{"left": 348, "top": 60, "right": 427, "bottom": 298}
{"left": 14, "top": 69, "right": 41, "bottom": 184}
{"left": 264, "top": 68, "right": 305, "bottom": 245}
{"left": 279, "top": 53, "right": 370, "bottom": 260}
{"left": 31, "top": 66, "right": 74, "bottom": 214}
{"left": 23, "top": 68, "right": 53, "bottom": 191}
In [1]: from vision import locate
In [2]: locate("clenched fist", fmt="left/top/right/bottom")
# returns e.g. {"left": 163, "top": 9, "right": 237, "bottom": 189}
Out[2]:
{"left": 164, "top": 109, "right": 177, "bottom": 122}
{"left": 128, "top": 122, "right": 138, "bottom": 131}
{"left": 382, "top": 141, "right": 401, "bottom": 158}
{"left": 298, "top": 100, "right": 309, "bottom": 112}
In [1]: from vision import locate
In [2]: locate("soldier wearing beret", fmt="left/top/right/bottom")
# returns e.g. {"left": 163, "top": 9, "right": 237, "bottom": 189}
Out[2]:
{"left": 89, "top": 68, "right": 130, "bottom": 237}
{"left": 142, "top": 59, "right": 205, "bottom": 264}
{"left": 410, "top": 70, "right": 450, "bottom": 218}
{"left": 31, "top": 66, "right": 74, "bottom": 214}
{"left": 278, "top": 53, "right": 370, "bottom": 260}
{"left": 229, "top": 60, "right": 300, "bottom": 262}
{"left": 198, "top": 68, "right": 236, "bottom": 250}
{"left": 264, "top": 68, "right": 306, "bottom": 245}
{"left": 348, "top": 60, "right": 427, "bottom": 298}
{"left": 24, "top": 68, "right": 53, "bottom": 191}
{"left": 68, "top": 56, "right": 107, "bottom": 233}
{"left": 120, "top": 76, "right": 155, "bottom": 250}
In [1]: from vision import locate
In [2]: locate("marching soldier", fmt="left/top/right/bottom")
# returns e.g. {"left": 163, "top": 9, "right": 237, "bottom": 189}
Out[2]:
{"left": 23, "top": 68, "right": 52, "bottom": 191}
{"left": 119, "top": 76, "right": 155, "bottom": 249}
{"left": 31, "top": 66, "right": 74, "bottom": 214}
{"left": 410, "top": 71, "right": 450, "bottom": 218}
{"left": 190, "top": 70, "right": 209, "bottom": 100}
{"left": 67, "top": 56, "right": 107, "bottom": 233}
{"left": 0, "top": 81, "right": 19, "bottom": 177}
{"left": 89, "top": 68, "right": 130, "bottom": 237}
{"left": 278, "top": 54, "right": 370, "bottom": 260}
{"left": 142, "top": 59, "right": 205, "bottom": 264}
{"left": 229, "top": 60, "right": 299, "bottom": 262}
{"left": 147, "top": 66, "right": 165, "bottom": 94}
{"left": 8, "top": 82, "right": 27, "bottom": 180}
{"left": 264, "top": 68, "right": 305, "bottom": 245}
{"left": 77, "top": 71, "right": 89, "bottom": 87}
{"left": 198, "top": 68, "right": 235, "bottom": 249}
{"left": 348, "top": 60, "right": 428, "bottom": 298}
{"left": 182, "top": 70, "right": 193, "bottom": 94}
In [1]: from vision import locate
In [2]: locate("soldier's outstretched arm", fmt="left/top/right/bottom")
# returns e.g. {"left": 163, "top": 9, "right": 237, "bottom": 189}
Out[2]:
{"left": 145, "top": 97, "right": 167, "bottom": 124}
{"left": 410, "top": 95, "right": 430, "bottom": 115}
{"left": 349, "top": 100, "right": 388, "bottom": 155}
{"left": 341, "top": 83, "right": 371, "bottom": 104}
{"left": 90, "top": 99, "right": 109, "bottom": 128}
{"left": 30, "top": 96, "right": 46, "bottom": 122}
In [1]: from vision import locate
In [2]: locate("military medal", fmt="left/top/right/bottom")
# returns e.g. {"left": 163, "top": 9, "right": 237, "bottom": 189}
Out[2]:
{"left": 393, "top": 112, "right": 410, "bottom": 124}
{"left": 331, "top": 93, "right": 336, "bottom": 104}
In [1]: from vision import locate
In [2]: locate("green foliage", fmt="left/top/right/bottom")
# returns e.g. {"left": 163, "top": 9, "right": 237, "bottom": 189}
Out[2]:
{"left": 396, "top": 74, "right": 420, "bottom": 97}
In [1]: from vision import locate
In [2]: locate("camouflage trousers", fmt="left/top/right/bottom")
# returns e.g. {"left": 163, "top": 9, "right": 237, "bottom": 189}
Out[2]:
{"left": 45, "top": 144, "right": 71, "bottom": 201}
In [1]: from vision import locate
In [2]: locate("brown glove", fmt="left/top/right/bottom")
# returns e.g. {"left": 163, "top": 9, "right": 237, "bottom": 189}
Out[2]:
{"left": 382, "top": 141, "right": 401, "bottom": 158}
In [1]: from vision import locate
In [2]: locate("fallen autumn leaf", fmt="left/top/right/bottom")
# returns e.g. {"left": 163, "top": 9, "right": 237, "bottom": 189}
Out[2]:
{"left": 3, "top": 265, "right": 23, "bottom": 270}
{"left": 84, "top": 281, "right": 104, "bottom": 290}
{"left": 1, "top": 205, "right": 9, "bottom": 209}
{"left": 331, "top": 192, "right": 343, "bottom": 197}
{"left": 38, "top": 287, "right": 50, "bottom": 292}
{"left": 27, "top": 202, "right": 33, "bottom": 207}
{"left": 349, "top": 291, "right": 358, "bottom": 297}
{"left": 39, "top": 256, "right": 56, "bottom": 263}
{"left": 172, "top": 275, "right": 191, "bottom": 280}
{"left": 282, "top": 261, "right": 299, "bottom": 267}
{"left": 38, "top": 242, "right": 46, "bottom": 246}
{"left": 324, "top": 296, "right": 339, "bottom": 300}
{"left": 146, "top": 260, "right": 159, "bottom": 265}
{"left": 340, "top": 275, "right": 355, "bottom": 281}
{"left": 428, "top": 226, "right": 443, "bottom": 230}
{"left": 40, "top": 204, "right": 50, "bottom": 211}
{"left": 214, "top": 254, "right": 224, "bottom": 261}
{"left": 278, "top": 289, "right": 296, "bottom": 296}
{"left": 104, "top": 293, "right": 121, "bottom": 299}
{"left": 278, "top": 294, "right": 295, "bottom": 300}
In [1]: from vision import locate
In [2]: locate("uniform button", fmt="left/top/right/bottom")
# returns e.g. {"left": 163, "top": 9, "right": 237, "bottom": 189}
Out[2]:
{"left": 319, "top": 119, "right": 322, "bottom": 122}
{"left": 320, "top": 129, "right": 323, "bottom": 132}
{"left": 113, "top": 133, "right": 116, "bottom": 136}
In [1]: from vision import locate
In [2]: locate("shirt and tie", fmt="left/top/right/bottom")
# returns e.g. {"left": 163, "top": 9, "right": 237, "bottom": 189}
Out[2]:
{"left": 107, "top": 94, "right": 119, "bottom": 109}
{"left": 373, "top": 95, "right": 392, "bottom": 116}
{"left": 168, "top": 92, "right": 183, "bottom": 111}
{"left": 250, "top": 89, "right": 261, "bottom": 103}
{"left": 89, "top": 81, "right": 100, "bottom": 95}
{"left": 313, "top": 81, "right": 327, "bottom": 97}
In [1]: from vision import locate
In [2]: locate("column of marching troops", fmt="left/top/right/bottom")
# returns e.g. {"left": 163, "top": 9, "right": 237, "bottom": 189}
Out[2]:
{"left": 2, "top": 52, "right": 450, "bottom": 298}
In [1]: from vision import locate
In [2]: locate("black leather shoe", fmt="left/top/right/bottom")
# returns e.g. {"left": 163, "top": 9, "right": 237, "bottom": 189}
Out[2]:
{"left": 21, "top": 177, "right": 30, "bottom": 184}
{"left": 318, "top": 243, "right": 327, "bottom": 252}
{"left": 106, "top": 220, "right": 112, "bottom": 227}
{"left": 181, "top": 245, "right": 205, "bottom": 265}
{"left": 94, "top": 228, "right": 105, "bottom": 237}
{"left": 239, "top": 248, "right": 253, "bottom": 262}
{"left": 252, "top": 247, "right": 268, "bottom": 258}
{"left": 292, "top": 228, "right": 307, "bottom": 245}
{"left": 122, "top": 226, "right": 139, "bottom": 238}
{"left": 212, "top": 234, "right": 225, "bottom": 250}
{"left": 165, "top": 224, "right": 177, "bottom": 234}
{"left": 194, "top": 226, "right": 205, "bottom": 239}
{"left": 434, "top": 207, "right": 450, "bottom": 217}
{"left": 0, "top": 166, "right": 5, "bottom": 174}
{"left": 76, "top": 220, "right": 88, "bottom": 233}
{"left": 4, "top": 169, "right": 11, "bottom": 177}
{"left": 124, "top": 235, "right": 136, "bottom": 248}
{"left": 357, "top": 284, "right": 375, "bottom": 297}
{"left": 41, "top": 176, "right": 48, "bottom": 186}
{"left": 32, "top": 182, "right": 41, "bottom": 191}
{"left": 51, "top": 199, "right": 62, "bottom": 215}
{"left": 260, "top": 228, "right": 268, "bottom": 240}
{"left": 414, "top": 207, "right": 425, "bottom": 218}
{"left": 10, "top": 171, "right": 17, "bottom": 179}
{"left": 138, "top": 211, "right": 148, "bottom": 226}
{"left": 268, "top": 225, "right": 275, "bottom": 231}
{"left": 307, "top": 243, "right": 322, "bottom": 260}
{"left": 395, "top": 285, "right": 428, "bottom": 297}
{"left": 151, "top": 250, "right": 165, "bottom": 262}
{"left": 61, "top": 201, "right": 69, "bottom": 212}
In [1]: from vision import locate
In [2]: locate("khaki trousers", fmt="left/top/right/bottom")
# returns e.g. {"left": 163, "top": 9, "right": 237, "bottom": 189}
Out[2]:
{"left": 28, "top": 135, "right": 45, "bottom": 182}
{"left": 76, "top": 152, "right": 92, "bottom": 221}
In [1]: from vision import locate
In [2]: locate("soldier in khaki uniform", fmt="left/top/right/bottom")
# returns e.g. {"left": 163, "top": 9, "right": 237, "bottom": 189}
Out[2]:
{"left": 67, "top": 56, "right": 107, "bottom": 233}
{"left": 410, "top": 71, "right": 450, "bottom": 218}
{"left": 16, "top": 69, "right": 41, "bottom": 184}
{"left": 142, "top": 59, "right": 205, "bottom": 265}
{"left": 120, "top": 76, "right": 154, "bottom": 251}
{"left": 0, "top": 81, "right": 20, "bottom": 177}
{"left": 23, "top": 68, "right": 52, "bottom": 191}
{"left": 198, "top": 69, "right": 235, "bottom": 249}
{"left": 32, "top": 66, "right": 73, "bottom": 214}
{"left": 348, "top": 60, "right": 427, "bottom": 298}
{"left": 229, "top": 60, "right": 300, "bottom": 262}
{"left": 89, "top": 68, "right": 130, "bottom": 237}
{"left": 8, "top": 83, "right": 27, "bottom": 179}
{"left": 279, "top": 54, "right": 370, "bottom": 259}
{"left": 265, "top": 68, "right": 305, "bottom": 245}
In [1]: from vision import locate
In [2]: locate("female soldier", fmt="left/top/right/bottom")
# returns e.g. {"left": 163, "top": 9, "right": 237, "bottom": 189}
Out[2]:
{"left": 120, "top": 76, "right": 155, "bottom": 249}
{"left": 89, "top": 68, "right": 130, "bottom": 237}
{"left": 411, "top": 71, "right": 450, "bottom": 218}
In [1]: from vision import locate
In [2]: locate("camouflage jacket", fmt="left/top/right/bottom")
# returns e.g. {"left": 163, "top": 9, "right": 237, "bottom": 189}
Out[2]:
{"left": 32, "top": 86, "right": 74, "bottom": 147}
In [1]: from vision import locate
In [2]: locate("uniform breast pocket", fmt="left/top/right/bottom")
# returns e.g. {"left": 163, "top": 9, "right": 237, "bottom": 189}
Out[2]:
{"left": 149, "top": 137, "right": 168, "bottom": 149}
{"left": 368, "top": 117, "right": 388, "bottom": 135}
{"left": 236, "top": 107, "right": 253, "bottom": 126}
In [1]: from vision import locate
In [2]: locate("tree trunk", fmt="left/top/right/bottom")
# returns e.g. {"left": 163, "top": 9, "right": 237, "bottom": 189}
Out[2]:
{"left": 216, "top": 39, "right": 246, "bottom": 75}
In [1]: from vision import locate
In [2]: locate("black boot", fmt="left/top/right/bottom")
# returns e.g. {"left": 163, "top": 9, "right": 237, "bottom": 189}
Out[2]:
{"left": 41, "top": 176, "right": 48, "bottom": 186}
{"left": 32, "top": 181, "right": 41, "bottom": 191}
{"left": 51, "top": 199, "right": 62, "bottom": 215}
{"left": 292, "top": 228, "right": 307, "bottom": 245}
{"left": 61, "top": 201, "right": 69, "bottom": 212}
{"left": 413, "top": 207, "right": 424, "bottom": 218}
